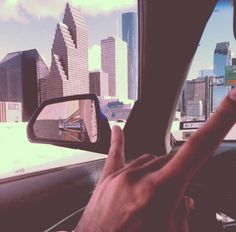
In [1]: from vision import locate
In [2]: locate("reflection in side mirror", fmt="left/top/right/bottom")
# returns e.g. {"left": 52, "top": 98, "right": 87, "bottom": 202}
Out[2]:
{"left": 27, "top": 94, "right": 103, "bottom": 149}
{"left": 34, "top": 99, "right": 98, "bottom": 143}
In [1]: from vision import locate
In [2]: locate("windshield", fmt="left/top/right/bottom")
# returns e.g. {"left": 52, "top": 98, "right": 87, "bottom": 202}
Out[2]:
{"left": 0, "top": 0, "right": 138, "bottom": 179}
{"left": 172, "top": 0, "right": 236, "bottom": 141}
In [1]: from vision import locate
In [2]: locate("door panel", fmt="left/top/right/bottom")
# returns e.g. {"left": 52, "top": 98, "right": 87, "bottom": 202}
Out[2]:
{"left": 0, "top": 159, "right": 105, "bottom": 232}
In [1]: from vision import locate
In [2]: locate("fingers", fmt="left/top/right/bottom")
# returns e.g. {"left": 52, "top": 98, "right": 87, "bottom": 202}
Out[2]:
{"left": 110, "top": 154, "right": 161, "bottom": 178}
{"left": 127, "top": 154, "right": 157, "bottom": 169}
{"left": 127, "top": 154, "right": 173, "bottom": 177}
{"left": 100, "top": 126, "right": 125, "bottom": 182}
{"left": 161, "top": 88, "right": 236, "bottom": 183}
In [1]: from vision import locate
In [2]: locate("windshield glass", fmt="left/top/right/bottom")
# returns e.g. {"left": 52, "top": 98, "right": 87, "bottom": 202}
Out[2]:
{"left": 172, "top": 0, "right": 236, "bottom": 141}
{"left": 0, "top": 0, "right": 137, "bottom": 179}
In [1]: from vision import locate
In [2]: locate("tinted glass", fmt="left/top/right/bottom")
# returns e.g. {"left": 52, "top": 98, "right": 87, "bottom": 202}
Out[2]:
{"left": 172, "top": 0, "right": 236, "bottom": 141}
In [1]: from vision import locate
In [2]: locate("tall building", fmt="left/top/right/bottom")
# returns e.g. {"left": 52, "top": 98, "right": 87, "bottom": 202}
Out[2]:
{"left": 101, "top": 36, "right": 128, "bottom": 99}
{"left": 214, "top": 42, "right": 231, "bottom": 77}
{"left": 89, "top": 71, "right": 109, "bottom": 97}
{"left": 122, "top": 12, "right": 138, "bottom": 100}
{"left": 212, "top": 42, "right": 232, "bottom": 111}
{"left": 0, "top": 49, "right": 49, "bottom": 121}
{"left": 41, "top": 3, "right": 89, "bottom": 102}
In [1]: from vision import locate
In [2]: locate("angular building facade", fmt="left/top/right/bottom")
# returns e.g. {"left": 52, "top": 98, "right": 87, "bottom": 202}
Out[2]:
{"left": 101, "top": 36, "right": 128, "bottom": 99}
{"left": 0, "top": 49, "right": 49, "bottom": 121}
{"left": 214, "top": 42, "right": 231, "bottom": 77}
{"left": 89, "top": 71, "right": 109, "bottom": 97}
{"left": 41, "top": 3, "right": 89, "bottom": 102}
{"left": 212, "top": 42, "right": 232, "bottom": 112}
{"left": 122, "top": 12, "right": 138, "bottom": 100}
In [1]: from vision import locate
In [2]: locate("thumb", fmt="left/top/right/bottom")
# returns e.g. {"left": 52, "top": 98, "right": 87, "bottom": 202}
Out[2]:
{"left": 100, "top": 126, "right": 125, "bottom": 182}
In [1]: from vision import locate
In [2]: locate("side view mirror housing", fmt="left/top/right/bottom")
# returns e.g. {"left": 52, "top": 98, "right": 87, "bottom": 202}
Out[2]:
{"left": 27, "top": 94, "right": 111, "bottom": 153}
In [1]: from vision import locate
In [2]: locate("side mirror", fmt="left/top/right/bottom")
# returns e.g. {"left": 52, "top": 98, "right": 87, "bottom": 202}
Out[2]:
{"left": 27, "top": 94, "right": 111, "bottom": 153}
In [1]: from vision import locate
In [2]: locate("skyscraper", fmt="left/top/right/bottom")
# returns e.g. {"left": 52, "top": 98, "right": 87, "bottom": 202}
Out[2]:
{"left": 101, "top": 36, "right": 128, "bottom": 99}
{"left": 214, "top": 42, "right": 231, "bottom": 77}
{"left": 0, "top": 49, "right": 49, "bottom": 121}
{"left": 42, "top": 3, "right": 89, "bottom": 102}
{"left": 122, "top": 12, "right": 138, "bottom": 100}
{"left": 212, "top": 42, "right": 232, "bottom": 111}
{"left": 89, "top": 71, "right": 109, "bottom": 97}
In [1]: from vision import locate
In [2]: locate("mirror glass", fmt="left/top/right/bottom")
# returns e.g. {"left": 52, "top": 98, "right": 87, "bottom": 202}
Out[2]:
{"left": 33, "top": 99, "right": 98, "bottom": 143}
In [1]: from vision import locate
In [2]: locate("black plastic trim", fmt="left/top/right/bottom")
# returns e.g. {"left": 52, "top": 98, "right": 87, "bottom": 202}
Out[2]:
{"left": 27, "top": 94, "right": 101, "bottom": 149}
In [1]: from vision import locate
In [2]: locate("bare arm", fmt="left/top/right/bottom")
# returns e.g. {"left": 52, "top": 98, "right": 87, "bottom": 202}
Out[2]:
{"left": 76, "top": 88, "right": 236, "bottom": 232}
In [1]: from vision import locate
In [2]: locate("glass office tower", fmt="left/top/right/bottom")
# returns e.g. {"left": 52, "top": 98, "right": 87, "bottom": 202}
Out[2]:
{"left": 212, "top": 42, "right": 231, "bottom": 111}
{"left": 122, "top": 12, "right": 138, "bottom": 100}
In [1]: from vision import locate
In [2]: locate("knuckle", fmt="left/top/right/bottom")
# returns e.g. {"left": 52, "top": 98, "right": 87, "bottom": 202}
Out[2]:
{"left": 141, "top": 153, "right": 156, "bottom": 159}
{"left": 109, "top": 147, "right": 121, "bottom": 156}
{"left": 217, "top": 97, "right": 236, "bottom": 119}
{"left": 145, "top": 177, "right": 155, "bottom": 191}
{"left": 120, "top": 170, "right": 134, "bottom": 183}
{"left": 111, "top": 137, "right": 123, "bottom": 147}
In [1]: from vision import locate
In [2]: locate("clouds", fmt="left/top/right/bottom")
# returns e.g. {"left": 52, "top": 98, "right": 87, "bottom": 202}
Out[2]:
{"left": 0, "top": 1, "right": 27, "bottom": 23}
{"left": 0, "top": 0, "right": 136, "bottom": 23}
{"left": 72, "top": 0, "right": 136, "bottom": 16}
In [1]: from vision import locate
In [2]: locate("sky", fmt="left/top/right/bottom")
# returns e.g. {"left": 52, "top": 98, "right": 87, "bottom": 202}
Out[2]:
{"left": 0, "top": 0, "right": 235, "bottom": 79}
{"left": 0, "top": 0, "right": 136, "bottom": 70}
{"left": 188, "top": 0, "right": 235, "bottom": 79}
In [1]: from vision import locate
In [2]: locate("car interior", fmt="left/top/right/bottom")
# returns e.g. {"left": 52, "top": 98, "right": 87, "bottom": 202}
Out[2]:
{"left": 1, "top": 0, "right": 236, "bottom": 231}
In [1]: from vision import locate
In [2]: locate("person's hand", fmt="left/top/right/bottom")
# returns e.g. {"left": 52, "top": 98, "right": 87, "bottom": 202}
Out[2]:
{"left": 75, "top": 89, "right": 236, "bottom": 232}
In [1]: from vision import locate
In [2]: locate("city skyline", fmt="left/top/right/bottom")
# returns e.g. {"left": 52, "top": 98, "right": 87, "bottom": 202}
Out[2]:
{"left": 0, "top": 1, "right": 137, "bottom": 74}
{"left": 0, "top": 2, "right": 136, "bottom": 124}
{"left": 0, "top": 1, "right": 235, "bottom": 81}
{"left": 189, "top": 0, "right": 235, "bottom": 79}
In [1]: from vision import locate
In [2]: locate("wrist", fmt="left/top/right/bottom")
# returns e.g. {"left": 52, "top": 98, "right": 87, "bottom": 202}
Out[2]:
{"left": 75, "top": 215, "right": 104, "bottom": 232}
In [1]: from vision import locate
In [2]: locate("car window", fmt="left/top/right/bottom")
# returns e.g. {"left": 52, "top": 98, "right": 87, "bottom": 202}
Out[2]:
{"left": 0, "top": 0, "right": 138, "bottom": 179}
{"left": 171, "top": 0, "right": 236, "bottom": 141}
